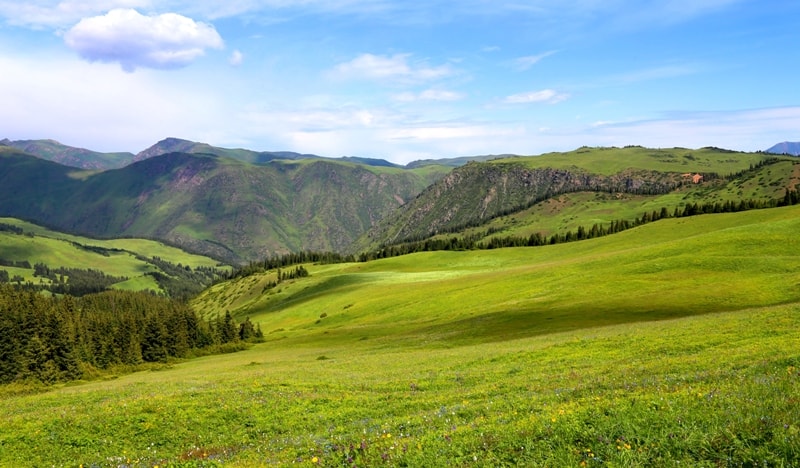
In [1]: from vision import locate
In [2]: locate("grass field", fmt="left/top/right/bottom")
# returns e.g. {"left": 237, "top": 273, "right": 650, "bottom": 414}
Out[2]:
{"left": 1, "top": 206, "right": 799, "bottom": 466}
{"left": 0, "top": 217, "right": 224, "bottom": 269}
{"left": 0, "top": 217, "right": 226, "bottom": 293}
{"left": 499, "top": 146, "right": 783, "bottom": 175}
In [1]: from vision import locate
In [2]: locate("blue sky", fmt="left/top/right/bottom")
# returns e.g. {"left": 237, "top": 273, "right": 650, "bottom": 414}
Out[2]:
{"left": 0, "top": 1, "right": 798, "bottom": 164}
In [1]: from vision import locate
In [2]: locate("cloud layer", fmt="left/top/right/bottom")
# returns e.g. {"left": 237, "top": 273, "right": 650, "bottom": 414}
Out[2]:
{"left": 63, "top": 8, "right": 223, "bottom": 72}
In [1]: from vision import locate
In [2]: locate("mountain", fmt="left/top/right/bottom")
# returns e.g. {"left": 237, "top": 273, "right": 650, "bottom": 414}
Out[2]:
{"left": 765, "top": 141, "right": 800, "bottom": 156}
{"left": 355, "top": 146, "right": 792, "bottom": 251}
{"left": 0, "top": 138, "right": 135, "bottom": 169}
{"left": 0, "top": 146, "right": 450, "bottom": 263}
{"left": 135, "top": 137, "right": 350, "bottom": 165}
{"left": 3, "top": 141, "right": 795, "bottom": 264}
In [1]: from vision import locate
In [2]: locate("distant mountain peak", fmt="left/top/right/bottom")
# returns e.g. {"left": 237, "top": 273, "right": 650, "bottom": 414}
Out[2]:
{"left": 765, "top": 141, "right": 800, "bottom": 156}
{"left": 134, "top": 137, "right": 199, "bottom": 162}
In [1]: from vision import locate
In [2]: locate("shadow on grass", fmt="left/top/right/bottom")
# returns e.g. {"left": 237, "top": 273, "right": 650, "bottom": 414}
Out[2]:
{"left": 260, "top": 274, "right": 371, "bottom": 313}
{"left": 406, "top": 304, "right": 739, "bottom": 346}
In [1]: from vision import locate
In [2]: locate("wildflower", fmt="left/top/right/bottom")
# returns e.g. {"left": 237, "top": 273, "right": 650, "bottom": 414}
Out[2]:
{"left": 311, "top": 456, "right": 319, "bottom": 464}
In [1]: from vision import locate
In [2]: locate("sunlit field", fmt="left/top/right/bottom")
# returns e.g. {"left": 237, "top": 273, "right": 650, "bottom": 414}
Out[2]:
{"left": 2, "top": 206, "right": 799, "bottom": 466}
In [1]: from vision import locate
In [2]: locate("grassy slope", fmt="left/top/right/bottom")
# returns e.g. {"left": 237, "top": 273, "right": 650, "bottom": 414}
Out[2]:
{"left": 204, "top": 205, "right": 800, "bottom": 347}
{"left": 0, "top": 217, "right": 225, "bottom": 291}
{"left": 501, "top": 145, "right": 777, "bottom": 175}
{"left": 356, "top": 147, "right": 795, "bottom": 252}
{"left": 1, "top": 207, "right": 797, "bottom": 466}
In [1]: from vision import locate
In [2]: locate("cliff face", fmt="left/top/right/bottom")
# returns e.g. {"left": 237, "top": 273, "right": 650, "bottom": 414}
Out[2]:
{"left": 356, "top": 161, "right": 684, "bottom": 248}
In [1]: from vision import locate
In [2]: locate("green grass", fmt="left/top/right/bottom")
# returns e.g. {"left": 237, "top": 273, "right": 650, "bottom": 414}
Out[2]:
{"left": 498, "top": 146, "right": 784, "bottom": 175}
{"left": 0, "top": 218, "right": 223, "bottom": 269}
{"left": 0, "top": 218, "right": 227, "bottom": 293}
{"left": 1, "top": 306, "right": 796, "bottom": 466}
{"left": 2, "top": 206, "right": 800, "bottom": 466}
{"left": 207, "top": 205, "right": 800, "bottom": 347}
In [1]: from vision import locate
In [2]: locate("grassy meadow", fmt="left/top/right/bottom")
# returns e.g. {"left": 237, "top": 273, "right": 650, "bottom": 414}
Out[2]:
{"left": 0, "top": 217, "right": 225, "bottom": 292}
{"left": 500, "top": 146, "right": 784, "bottom": 175}
{"left": 2, "top": 206, "right": 800, "bottom": 466}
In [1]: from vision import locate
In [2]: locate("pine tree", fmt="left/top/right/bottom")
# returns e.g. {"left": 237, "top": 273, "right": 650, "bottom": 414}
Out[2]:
{"left": 141, "top": 314, "right": 167, "bottom": 362}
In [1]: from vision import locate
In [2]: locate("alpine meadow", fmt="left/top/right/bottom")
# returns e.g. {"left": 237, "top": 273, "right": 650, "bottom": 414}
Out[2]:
{"left": 0, "top": 137, "right": 799, "bottom": 467}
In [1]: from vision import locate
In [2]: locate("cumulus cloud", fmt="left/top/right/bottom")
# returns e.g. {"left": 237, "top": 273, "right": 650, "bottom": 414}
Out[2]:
{"left": 503, "top": 89, "right": 569, "bottom": 104}
{"left": 63, "top": 8, "right": 223, "bottom": 72}
{"left": 332, "top": 53, "right": 453, "bottom": 83}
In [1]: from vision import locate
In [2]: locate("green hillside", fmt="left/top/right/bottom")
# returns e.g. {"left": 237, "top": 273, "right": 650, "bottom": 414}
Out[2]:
{"left": 357, "top": 146, "right": 795, "bottom": 251}
{"left": 0, "top": 148, "right": 450, "bottom": 263}
{"left": 2, "top": 206, "right": 798, "bottom": 466}
{"left": 0, "top": 218, "right": 226, "bottom": 297}
{"left": 0, "top": 138, "right": 134, "bottom": 169}
{"left": 199, "top": 204, "right": 800, "bottom": 345}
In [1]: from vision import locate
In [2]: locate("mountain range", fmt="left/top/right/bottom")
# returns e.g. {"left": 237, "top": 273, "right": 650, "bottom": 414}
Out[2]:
{"left": 1, "top": 138, "right": 797, "bottom": 264}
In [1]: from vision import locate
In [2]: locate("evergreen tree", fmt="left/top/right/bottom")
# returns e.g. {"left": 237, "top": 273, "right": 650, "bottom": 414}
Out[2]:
{"left": 141, "top": 315, "right": 167, "bottom": 363}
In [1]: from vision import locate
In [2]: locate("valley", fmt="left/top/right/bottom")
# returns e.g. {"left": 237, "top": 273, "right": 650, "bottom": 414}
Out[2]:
{"left": 0, "top": 140, "right": 798, "bottom": 466}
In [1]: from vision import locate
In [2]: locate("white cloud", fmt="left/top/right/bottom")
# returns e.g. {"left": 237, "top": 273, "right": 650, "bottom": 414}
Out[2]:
{"left": 513, "top": 50, "right": 556, "bottom": 70}
{"left": 0, "top": 0, "right": 149, "bottom": 28}
{"left": 0, "top": 53, "right": 226, "bottom": 152}
{"left": 503, "top": 89, "right": 569, "bottom": 104}
{"left": 331, "top": 53, "right": 454, "bottom": 83}
{"left": 63, "top": 8, "right": 223, "bottom": 72}
{"left": 229, "top": 49, "right": 244, "bottom": 66}
{"left": 393, "top": 89, "right": 464, "bottom": 102}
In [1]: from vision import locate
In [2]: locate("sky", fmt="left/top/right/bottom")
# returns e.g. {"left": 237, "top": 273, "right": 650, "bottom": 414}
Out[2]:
{"left": 0, "top": 1, "right": 798, "bottom": 164}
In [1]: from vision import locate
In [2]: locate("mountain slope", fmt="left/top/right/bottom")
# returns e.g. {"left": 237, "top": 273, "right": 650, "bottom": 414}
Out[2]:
{"left": 0, "top": 149, "right": 450, "bottom": 263}
{"left": 766, "top": 141, "right": 800, "bottom": 156}
{"left": 355, "top": 146, "right": 787, "bottom": 251}
{"left": 136, "top": 137, "right": 414, "bottom": 168}
{"left": 0, "top": 138, "right": 134, "bottom": 169}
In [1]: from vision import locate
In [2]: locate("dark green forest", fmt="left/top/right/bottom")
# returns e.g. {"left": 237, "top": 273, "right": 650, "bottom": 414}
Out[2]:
{"left": 0, "top": 286, "right": 262, "bottom": 385}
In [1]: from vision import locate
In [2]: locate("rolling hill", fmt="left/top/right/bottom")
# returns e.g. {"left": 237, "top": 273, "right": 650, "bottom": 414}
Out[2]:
{"left": 0, "top": 145, "right": 450, "bottom": 263}
{"left": 5, "top": 205, "right": 796, "bottom": 466}
{"left": 355, "top": 146, "right": 795, "bottom": 252}
{"left": 0, "top": 217, "right": 226, "bottom": 298}
{"left": 195, "top": 204, "right": 800, "bottom": 344}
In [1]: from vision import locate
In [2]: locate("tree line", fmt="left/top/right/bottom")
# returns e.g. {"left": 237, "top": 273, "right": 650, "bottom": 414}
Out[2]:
{"left": 0, "top": 286, "right": 262, "bottom": 385}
